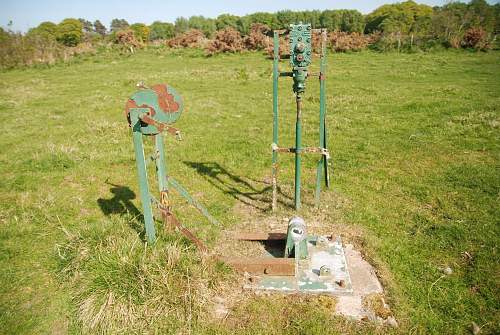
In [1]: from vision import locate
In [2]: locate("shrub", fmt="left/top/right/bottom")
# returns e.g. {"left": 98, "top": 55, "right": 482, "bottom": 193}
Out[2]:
{"left": 243, "top": 23, "right": 271, "bottom": 50}
{"left": 130, "top": 23, "right": 150, "bottom": 43}
{"left": 265, "top": 35, "right": 289, "bottom": 58}
{"left": 462, "top": 27, "right": 491, "bottom": 50}
{"left": 114, "top": 29, "right": 141, "bottom": 52}
{"left": 206, "top": 27, "right": 245, "bottom": 55}
{"left": 56, "top": 18, "right": 83, "bottom": 46}
{"left": 166, "top": 29, "right": 206, "bottom": 48}
{"left": 0, "top": 30, "right": 95, "bottom": 69}
{"left": 329, "top": 31, "right": 369, "bottom": 52}
{"left": 27, "top": 21, "right": 58, "bottom": 41}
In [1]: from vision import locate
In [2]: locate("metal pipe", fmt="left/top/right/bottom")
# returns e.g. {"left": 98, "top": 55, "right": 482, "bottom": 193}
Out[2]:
{"left": 315, "top": 29, "right": 329, "bottom": 206}
{"left": 154, "top": 134, "right": 168, "bottom": 192}
{"left": 272, "top": 30, "right": 279, "bottom": 212}
{"left": 294, "top": 94, "right": 303, "bottom": 210}
{"left": 131, "top": 112, "right": 156, "bottom": 243}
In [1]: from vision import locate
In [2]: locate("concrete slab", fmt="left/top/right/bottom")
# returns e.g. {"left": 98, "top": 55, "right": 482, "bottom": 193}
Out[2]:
{"left": 335, "top": 244, "right": 385, "bottom": 320}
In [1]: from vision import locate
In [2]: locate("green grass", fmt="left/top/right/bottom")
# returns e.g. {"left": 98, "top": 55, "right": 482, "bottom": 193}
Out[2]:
{"left": 0, "top": 48, "right": 499, "bottom": 334}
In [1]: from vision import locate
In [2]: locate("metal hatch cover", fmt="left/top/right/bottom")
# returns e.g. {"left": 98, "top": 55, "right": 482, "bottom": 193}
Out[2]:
{"left": 244, "top": 235, "right": 353, "bottom": 295}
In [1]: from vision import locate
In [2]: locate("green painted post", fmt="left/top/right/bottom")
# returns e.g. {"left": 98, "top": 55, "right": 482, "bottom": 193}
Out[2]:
{"left": 154, "top": 134, "right": 168, "bottom": 192}
{"left": 294, "top": 95, "right": 302, "bottom": 210}
{"left": 131, "top": 111, "right": 156, "bottom": 243}
{"left": 272, "top": 31, "right": 279, "bottom": 211}
{"left": 315, "top": 29, "right": 329, "bottom": 206}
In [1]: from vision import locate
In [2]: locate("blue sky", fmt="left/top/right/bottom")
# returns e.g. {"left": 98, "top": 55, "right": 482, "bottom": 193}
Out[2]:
{"left": 1, "top": 0, "right": 498, "bottom": 32}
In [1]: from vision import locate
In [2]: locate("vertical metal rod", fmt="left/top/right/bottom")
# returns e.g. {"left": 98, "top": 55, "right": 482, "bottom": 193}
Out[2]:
{"left": 315, "top": 29, "right": 329, "bottom": 206}
{"left": 294, "top": 95, "right": 302, "bottom": 210}
{"left": 272, "top": 30, "right": 279, "bottom": 212}
{"left": 154, "top": 134, "right": 168, "bottom": 192}
{"left": 131, "top": 113, "right": 156, "bottom": 243}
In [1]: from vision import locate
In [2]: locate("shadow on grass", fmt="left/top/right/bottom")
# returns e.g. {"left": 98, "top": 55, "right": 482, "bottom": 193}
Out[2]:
{"left": 183, "top": 161, "right": 293, "bottom": 212}
{"left": 97, "top": 180, "right": 146, "bottom": 241}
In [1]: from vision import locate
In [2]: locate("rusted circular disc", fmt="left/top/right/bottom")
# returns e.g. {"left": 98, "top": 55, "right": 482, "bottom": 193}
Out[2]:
{"left": 125, "top": 84, "right": 184, "bottom": 128}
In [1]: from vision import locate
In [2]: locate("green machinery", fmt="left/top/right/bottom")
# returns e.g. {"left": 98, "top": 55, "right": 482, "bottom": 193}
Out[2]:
{"left": 125, "top": 83, "right": 218, "bottom": 246}
{"left": 124, "top": 25, "right": 352, "bottom": 295}
{"left": 272, "top": 23, "right": 330, "bottom": 211}
{"left": 226, "top": 25, "right": 352, "bottom": 294}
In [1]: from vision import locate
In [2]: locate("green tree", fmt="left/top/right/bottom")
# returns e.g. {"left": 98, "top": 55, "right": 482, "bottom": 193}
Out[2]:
{"left": 110, "top": 19, "right": 129, "bottom": 32}
{"left": 301, "top": 10, "right": 322, "bottom": 28}
{"left": 187, "top": 16, "right": 216, "bottom": 37}
{"left": 242, "top": 12, "right": 279, "bottom": 33}
{"left": 27, "top": 21, "right": 58, "bottom": 40}
{"left": 78, "top": 18, "right": 93, "bottom": 33}
{"left": 276, "top": 10, "right": 298, "bottom": 28}
{"left": 468, "top": 0, "right": 496, "bottom": 32}
{"left": 365, "top": 0, "right": 433, "bottom": 34}
{"left": 320, "top": 10, "right": 343, "bottom": 31}
{"left": 149, "top": 21, "right": 175, "bottom": 40}
{"left": 174, "top": 17, "right": 189, "bottom": 34}
{"left": 130, "top": 23, "right": 150, "bottom": 42}
{"left": 340, "top": 10, "right": 364, "bottom": 33}
{"left": 216, "top": 14, "right": 239, "bottom": 30}
{"left": 93, "top": 20, "right": 106, "bottom": 36}
{"left": 56, "top": 18, "right": 83, "bottom": 46}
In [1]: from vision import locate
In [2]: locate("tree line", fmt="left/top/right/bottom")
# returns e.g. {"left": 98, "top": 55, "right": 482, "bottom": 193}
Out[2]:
{"left": 0, "top": 0, "right": 499, "bottom": 68}
{"left": 11, "top": 0, "right": 498, "bottom": 46}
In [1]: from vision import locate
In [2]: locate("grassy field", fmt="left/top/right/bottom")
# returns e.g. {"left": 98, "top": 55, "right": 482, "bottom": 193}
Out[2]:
{"left": 0, "top": 48, "right": 499, "bottom": 334}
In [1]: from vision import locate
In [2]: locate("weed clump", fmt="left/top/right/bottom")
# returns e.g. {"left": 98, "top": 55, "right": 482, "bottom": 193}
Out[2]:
{"left": 462, "top": 27, "right": 491, "bottom": 51}
{"left": 206, "top": 28, "right": 245, "bottom": 55}
{"left": 329, "top": 31, "right": 369, "bottom": 52}
{"left": 56, "top": 223, "right": 234, "bottom": 334}
{"left": 243, "top": 24, "right": 272, "bottom": 51}
{"left": 167, "top": 29, "right": 207, "bottom": 48}
{"left": 114, "top": 29, "right": 141, "bottom": 53}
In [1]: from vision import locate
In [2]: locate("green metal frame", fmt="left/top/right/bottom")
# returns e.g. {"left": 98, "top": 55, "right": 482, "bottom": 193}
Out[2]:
{"left": 129, "top": 108, "right": 219, "bottom": 244}
{"left": 272, "top": 26, "right": 330, "bottom": 211}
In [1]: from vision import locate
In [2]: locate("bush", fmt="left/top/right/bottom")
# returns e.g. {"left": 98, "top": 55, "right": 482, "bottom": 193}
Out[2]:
{"left": 166, "top": 29, "right": 206, "bottom": 48}
{"left": 265, "top": 35, "right": 289, "bottom": 58}
{"left": 243, "top": 23, "right": 271, "bottom": 50}
{"left": 114, "top": 29, "right": 141, "bottom": 53}
{"left": 0, "top": 30, "right": 95, "bottom": 69}
{"left": 329, "top": 31, "right": 369, "bottom": 52}
{"left": 206, "top": 27, "right": 245, "bottom": 55}
{"left": 56, "top": 18, "right": 83, "bottom": 46}
{"left": 130, "top": 23, "right": 150, "bottom": 43}
{"left": 462, "top": 27, "right": 491, "bottom": 50}
{"left": 27, "top": 21, "right": 58, "bottom": 41}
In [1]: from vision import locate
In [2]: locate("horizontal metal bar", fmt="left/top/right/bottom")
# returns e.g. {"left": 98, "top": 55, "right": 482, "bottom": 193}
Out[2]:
{"left": 221, "top": 257, "right": 295, "bottom": 276}
{"left": 272, "top": 144, "right": 330, "bottom": 158}
{"left": 233, "top": 232, "right": 287, "bottom": 241}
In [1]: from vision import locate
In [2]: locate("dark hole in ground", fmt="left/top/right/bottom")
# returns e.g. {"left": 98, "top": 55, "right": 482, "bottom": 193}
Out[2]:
{"left": 259, "top": 239, "right": 295, "bottom": 258}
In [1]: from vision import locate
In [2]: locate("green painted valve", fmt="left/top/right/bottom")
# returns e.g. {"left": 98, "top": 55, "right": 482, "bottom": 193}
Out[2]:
{"left": 289, "top": 23, "right": 312, "bottom": 94}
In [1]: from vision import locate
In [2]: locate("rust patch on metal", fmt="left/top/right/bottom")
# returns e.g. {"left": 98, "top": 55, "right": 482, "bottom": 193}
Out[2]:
{"left": 151, "top": 84, "right": 180, "bottom": 113}
{"left": 160, "top": 206, "right": 208, "bottom": 253}
{"left": 233, "top": 232, "right": 287, "bottom": 241}
{"left": 221, "top": 257, "right": 295, "bottom": 276}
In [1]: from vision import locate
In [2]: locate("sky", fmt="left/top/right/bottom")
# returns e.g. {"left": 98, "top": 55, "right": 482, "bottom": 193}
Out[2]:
{"left": 1, "top": 0, "right": 498, "bottom": 32}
